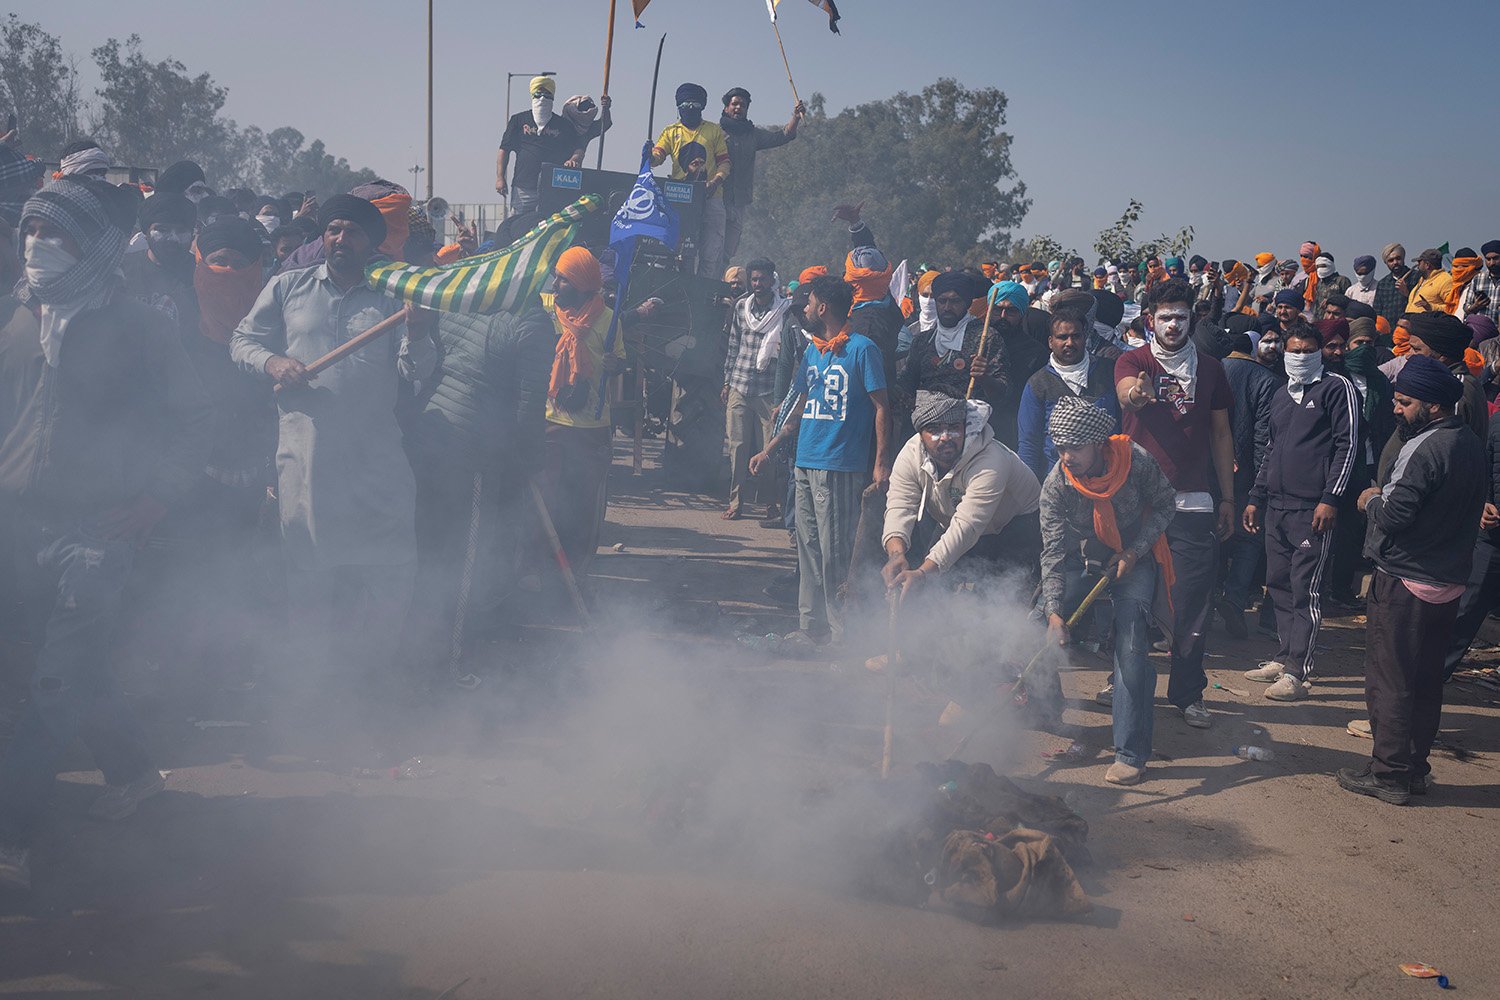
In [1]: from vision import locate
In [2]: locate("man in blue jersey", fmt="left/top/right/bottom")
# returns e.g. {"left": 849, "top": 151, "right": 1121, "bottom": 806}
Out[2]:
{"left": 752, "top": 274, "right": 892, "bottom": 650}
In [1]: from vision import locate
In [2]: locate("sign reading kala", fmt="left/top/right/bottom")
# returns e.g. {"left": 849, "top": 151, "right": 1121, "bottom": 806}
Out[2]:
{"left": 551, "top": 167, "right": 583, "bottom": 190}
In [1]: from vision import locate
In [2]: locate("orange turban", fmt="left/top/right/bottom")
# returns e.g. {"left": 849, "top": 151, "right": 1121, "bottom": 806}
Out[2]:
{"left": 798, "top": 265, "right": 830, "bottom": 285}
{"left": 556, "top": 245, "right": 604, "bottom": 293}
{"left": 370, "top": 191, "right": 413, "bottom": 256}
{"left": 1254, "top": 252, "right": 1275, "bottom": 267}
{"left": 917, "top": 270, "right": 940, "bottom": 295}
{"left": 844, "top": 247, "right": 893, "bottom": 305}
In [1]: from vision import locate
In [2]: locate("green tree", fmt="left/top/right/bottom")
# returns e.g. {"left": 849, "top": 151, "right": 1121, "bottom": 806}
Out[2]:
{"left": 249, "top": 126, "right": 377, "bottom": 198}
{"left": 0, "top": 15, "right": 83, "bottom": 160}
{"left": 741, "top": 79, "right": 1030, "bottom": 270}
{"left": 1092, "top": 199, "right": 1194, "bottom": 268}
{"left": 1009, "top": 234, "right": 1075, "bottom": 267}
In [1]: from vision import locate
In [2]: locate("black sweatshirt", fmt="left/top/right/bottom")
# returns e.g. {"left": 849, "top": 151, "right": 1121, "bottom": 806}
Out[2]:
{"left": 1249, "top": 372, "right": 1360, "bottom": 510}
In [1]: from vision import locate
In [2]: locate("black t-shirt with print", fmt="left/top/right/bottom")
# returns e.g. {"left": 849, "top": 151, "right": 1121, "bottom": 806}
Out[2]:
{"left": 500, "top": 111, "right": 582, "bottom": 192}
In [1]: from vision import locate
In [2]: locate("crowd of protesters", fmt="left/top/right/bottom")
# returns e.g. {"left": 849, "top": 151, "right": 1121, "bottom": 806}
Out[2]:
{"left": 0, "top": 75, "right": 1494, "bottom": 894}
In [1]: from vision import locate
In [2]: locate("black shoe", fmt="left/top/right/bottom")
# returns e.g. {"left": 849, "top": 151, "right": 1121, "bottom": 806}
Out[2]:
{"left": 1409, "top": 773, "right": 1431, "bottom": 796}
{"left": 1337, "top": 765, "right": 1411, "bottom": 805}
{"left": 1217, "top": 598, "right": 1247, "bottom": 638}
{"left": 758, "top": 515, "right": 785, "bottom": 529}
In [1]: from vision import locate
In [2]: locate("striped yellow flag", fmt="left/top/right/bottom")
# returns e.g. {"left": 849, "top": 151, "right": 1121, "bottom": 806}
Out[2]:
{"left": 365, "top": 194, "right": 601, "bottom": 314}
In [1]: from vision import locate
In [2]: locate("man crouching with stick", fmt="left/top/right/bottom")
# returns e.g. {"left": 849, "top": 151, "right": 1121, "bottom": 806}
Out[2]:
{"left": 1039, "top": 396, "right": 1177, "bottom": 786}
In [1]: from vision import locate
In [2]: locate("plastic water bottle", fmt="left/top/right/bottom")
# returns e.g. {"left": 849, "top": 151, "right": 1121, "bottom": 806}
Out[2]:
{"left": 1235, "top": 745, "right": 1274, "bottom": 762}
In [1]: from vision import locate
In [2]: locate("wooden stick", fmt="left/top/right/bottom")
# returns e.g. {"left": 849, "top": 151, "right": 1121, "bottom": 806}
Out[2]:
{"left": 964, "top": 294, "right": 994, "bottom": 400}
{"left": 596, "top": 0, "right": 618, "bottom": 170}
{"left": 882, "top": 588, "right": 899, "bottom": 778}
{"left": 946, "top": 573, "right": 1112, "bottom": 761}
{"left": 771, "top": 20, "right": 800, "bottom": 105}
{"left": 530, "top": 481, "right": 594, "bottom": 628}
{"left": 274, "top": 309, "right": 408, "bottom": 392}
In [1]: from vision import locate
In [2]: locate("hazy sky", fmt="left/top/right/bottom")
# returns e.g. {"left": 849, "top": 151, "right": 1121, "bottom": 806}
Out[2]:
{"left": 12, "top": 0, "right": 1500, "bottom": 262}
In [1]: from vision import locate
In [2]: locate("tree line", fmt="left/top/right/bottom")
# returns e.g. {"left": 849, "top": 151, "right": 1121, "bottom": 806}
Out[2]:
{"left": 0, "top": 15, "right": 376, "bottom": 194}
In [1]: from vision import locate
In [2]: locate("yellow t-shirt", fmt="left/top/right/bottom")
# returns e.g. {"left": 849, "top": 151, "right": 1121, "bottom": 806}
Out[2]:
{"left": 1407, "top": 270, "right": 1455, "bottom": 314}
{"left": 542, "top": 292, "right": 625, "bottom": 429}
{"left": 651, "top": 121, "right": 731, "bottom": 197}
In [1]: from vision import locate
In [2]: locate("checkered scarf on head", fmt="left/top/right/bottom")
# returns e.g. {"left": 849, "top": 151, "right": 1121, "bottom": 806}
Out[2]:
{"left": 13, "top": 178, "right": 129, "bottom": 306}
{"left": 1048, "top": 394, "right": 1116, "bottom": 447}
{"left": 0, "top": 144, "right": 46, "bottom": 228}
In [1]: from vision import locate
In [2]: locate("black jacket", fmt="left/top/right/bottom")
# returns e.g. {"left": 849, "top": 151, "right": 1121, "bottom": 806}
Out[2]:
{"left": 1364, "top": 416, "right": 1486, "bottom": 586}
{"left": 1250, "top": 372, "right": 1360, "bottom": 510}
{"left": 1222, "top": 354, "right": 1280, "bottom": 499}
{"left": 0, "top": 294, "right": 212, "bottom": 520}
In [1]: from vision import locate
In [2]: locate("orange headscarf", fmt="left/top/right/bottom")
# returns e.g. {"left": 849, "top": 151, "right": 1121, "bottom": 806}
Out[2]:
{"left": 980, "top": 262, "right": 999, "bottom": 281}
{"left": 549, "top": 247, "right": 606, "bottom": 401}
{"left": 1466, "top": 347, "right": 1485, "bottom": 378}
{"left": 809, "top": 322, "right": 850, "bottom": 356}
{"left": 1254, "top": 252, "right": 1276, "bottom": 268}
{"left": 1300, "top": 242, "right": 1322, "bottom": 307}
{"left": 1392, "top": 324, "right": 1410, "bottom": 356}
{"left": 799, "top": 265, "right": 830, "bottom": 285}
{"left": 371, "top": 192, "right": 413, "bottom": 256}
{"left": 1450, "top": 254, "right": 1482, "bottom": 312}
{"left": 844, "top": 249, "right": 893, "bottom": 305}
{"left": 193, "top": 250, "right": 264, "bottom": 345}
{"left": 1059, "top": 436, "right": 1176, "bottom": 604}
{"left": 917, "top": 269, "right": 940, "bottom": 296}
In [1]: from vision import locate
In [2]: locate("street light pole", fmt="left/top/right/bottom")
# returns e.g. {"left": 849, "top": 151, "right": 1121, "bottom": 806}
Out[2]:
{"left": 426, "top": 0, "right": 434, "bottom": 200}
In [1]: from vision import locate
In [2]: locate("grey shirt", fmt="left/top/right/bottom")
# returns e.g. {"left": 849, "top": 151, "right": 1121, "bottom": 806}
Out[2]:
{"left": 230, "top": 264, "right": 436, "bottom": 570}
{"left": 1038, "top": 441, "right": 1177, "bottom": 617}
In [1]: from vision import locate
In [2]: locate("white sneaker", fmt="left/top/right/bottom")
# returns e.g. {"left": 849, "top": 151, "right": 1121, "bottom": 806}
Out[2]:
{"left": 1244, "top": 660, "right": 1286, "bottom": 683}
{"left": 1095, "top": 682, "right": 1114, "bottom": 706}
{"left": 1265, "top": 674, "right": 1311, "bottom": 702}
{"left": 1181, "top": 700, "right": 1212, "bottom": 728}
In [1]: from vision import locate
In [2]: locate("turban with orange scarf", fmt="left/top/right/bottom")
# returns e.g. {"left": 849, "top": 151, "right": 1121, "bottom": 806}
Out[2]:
{"left": 350, "top": 180, "right": 413, "bottom": 257}
{"left": 1449, "top": 249, "right": 1483, "bottom": 312}
{"left": 844, "top": 244, "right": 893, "bottom": 306}
{"left": 549, "top": 246, "right": 607, "bottom": 408}
{"left": 194, "top": 217, "right": 265, "bottom": 345}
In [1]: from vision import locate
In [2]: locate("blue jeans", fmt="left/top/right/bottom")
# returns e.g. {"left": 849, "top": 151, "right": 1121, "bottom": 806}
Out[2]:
{"left": 1063, "top": 558, "right": 1157, "bottom": 767}
{"left": 0, "top": 524, "right": 154, "bottom": 847}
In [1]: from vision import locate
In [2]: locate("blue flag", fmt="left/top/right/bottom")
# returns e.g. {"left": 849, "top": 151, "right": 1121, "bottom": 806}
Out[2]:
{"left": 596, "top": 144, "right": 682, "bottom": 418}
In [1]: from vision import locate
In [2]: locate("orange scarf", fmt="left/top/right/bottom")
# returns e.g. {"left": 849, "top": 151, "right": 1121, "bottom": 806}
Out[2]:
{"left": 809, "top": 322, "right": 851, "bottom": 355}
{"left": 845, "top": 255, "right": 893, "bottom": 306}
{"left": 1450, "top": 255, "right": 1482, "bottom": 311}
{"left": 1466, "top": 347, "right": 1485, "bottom": 379}
{"left": 1301, "top": 256, "right": 1318, "bottom": 307}
{"left": 371, "top": 192, "right": 413, "bottom": 256}
{"left": 1059, "top": 436, "right": 1176, "bottom": 603}
{"left": 549, "top": 292, "right": 605, "bottom": 400}
{"left": 193, "top": 255, "right": 264, "bottom": 345}
{"left": 1392, "top": 326, "right": 1410, "bottom": 356}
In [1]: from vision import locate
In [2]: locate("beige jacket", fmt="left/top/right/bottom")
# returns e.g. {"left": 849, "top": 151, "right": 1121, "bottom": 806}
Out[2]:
{"left": 882, "top": 402, "right": 1042, "bottom": 571}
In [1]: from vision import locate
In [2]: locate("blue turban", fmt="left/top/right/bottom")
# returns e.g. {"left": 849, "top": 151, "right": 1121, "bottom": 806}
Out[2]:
{"left": 987, "top": 280, "right": 1029, "bottom": 311}
{"left": 1273, "top": 289, "right": 1303, "bottom": 308}
{"left": 675, "top": 83, "right": 708, "bottom": 107}
{"left": 1394, "top": 353, "right": 1463, "bottom": 406}
{"left": 929, "top": 269, "right": 985, "bottom": 302}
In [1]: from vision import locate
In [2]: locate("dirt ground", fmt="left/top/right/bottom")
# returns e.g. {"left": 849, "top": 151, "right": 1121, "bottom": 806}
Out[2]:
{"left": 2, "top": 441, "right": 1498, "bottom": 999}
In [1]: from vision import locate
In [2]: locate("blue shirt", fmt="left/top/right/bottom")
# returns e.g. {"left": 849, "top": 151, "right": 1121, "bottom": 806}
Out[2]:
{"left": 792, "top": 332, "right": 887, "bottom": 473}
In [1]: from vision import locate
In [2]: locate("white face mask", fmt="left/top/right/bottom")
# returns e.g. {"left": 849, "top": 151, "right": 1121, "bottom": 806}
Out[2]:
{"left": 1283, "top": 350, "right": 1324, "bottom": 385}
{"left": 1315, "top": 261, "right": 1335, "bottom": 279}
{"left": 24, "top": 235, "right": 77, "bottom": 288}
{"left": 256, "top": 214, "right": 281, "bottom": 232}
{"left": 532, "top": 95, "right": 554, "bottom": 127}
{"left": 919, "top": 292, "right": 937, "bottom": 328}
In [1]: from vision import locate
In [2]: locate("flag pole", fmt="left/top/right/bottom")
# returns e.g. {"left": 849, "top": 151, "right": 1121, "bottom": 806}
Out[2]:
{"left": 596, "top": 0, "right": 618, "bottom": 170}
{"left": 771, "top": 20, "right": 801, "bottom": 105}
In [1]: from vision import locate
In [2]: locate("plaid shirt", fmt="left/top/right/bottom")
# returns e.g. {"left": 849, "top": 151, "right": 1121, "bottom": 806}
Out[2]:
{"left": 1461, "top": 269, "right": 1500, "bottom": 323}
{"left": 723, "top": 294, "right": 781, "bottom": 397}
{"left": 1373, "top": 270, "right": 1409, "bottom": 329}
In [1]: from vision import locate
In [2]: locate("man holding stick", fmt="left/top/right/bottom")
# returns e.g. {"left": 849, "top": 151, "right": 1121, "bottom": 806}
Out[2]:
{"left": 231, "top": 195, "right": 437, "bottom": 710}
{"left": 1039, "top": 397, "right": 1178, "bottom": 787}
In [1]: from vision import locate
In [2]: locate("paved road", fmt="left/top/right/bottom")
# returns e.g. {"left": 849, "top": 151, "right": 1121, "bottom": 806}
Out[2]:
{"left": 1, "top": 441, "right": 1496, "bottom": 998}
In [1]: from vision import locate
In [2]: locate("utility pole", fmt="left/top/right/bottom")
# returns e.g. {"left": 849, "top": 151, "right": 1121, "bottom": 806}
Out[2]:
{"left": 426, "top": 0, "right": 434, "bottom": 200}
{"left": 409, "top": 163, "right": 425, "bottom": 192}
